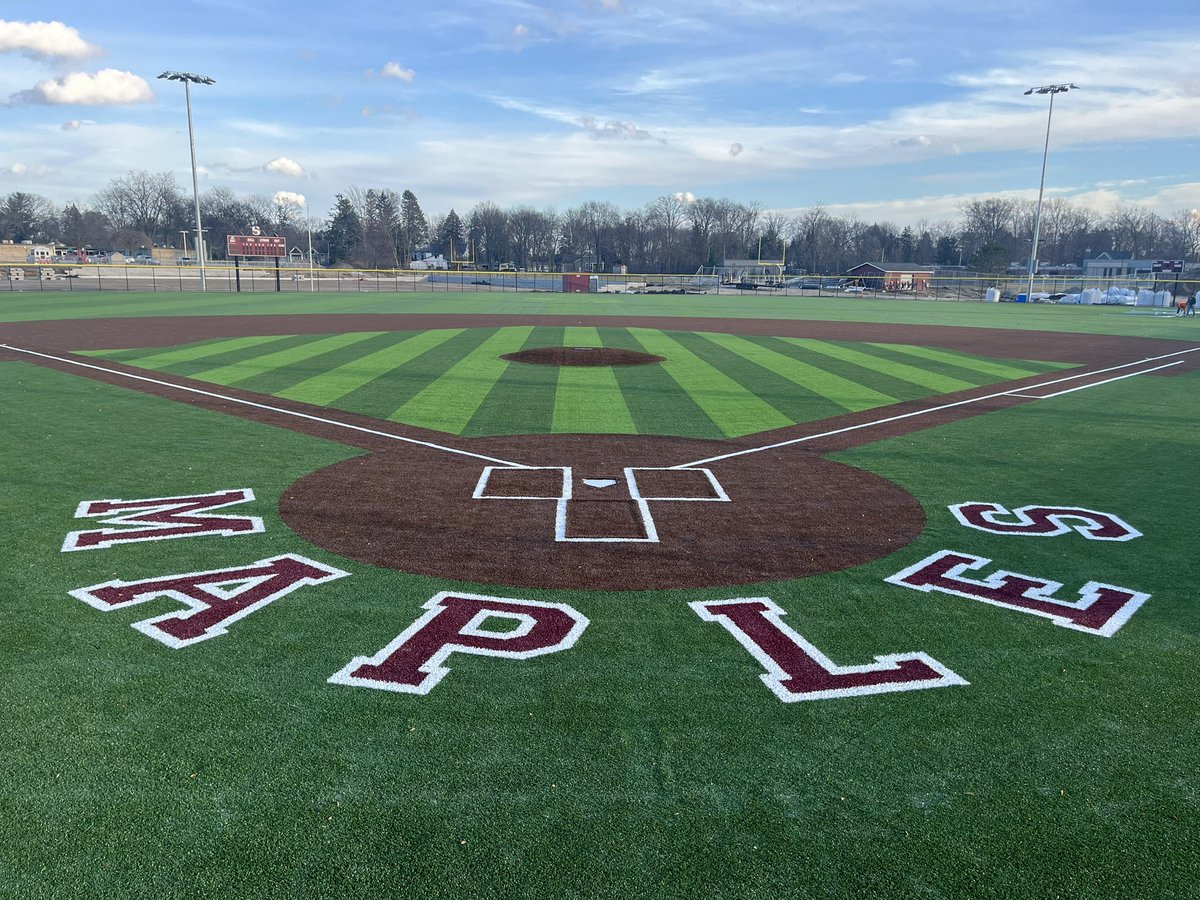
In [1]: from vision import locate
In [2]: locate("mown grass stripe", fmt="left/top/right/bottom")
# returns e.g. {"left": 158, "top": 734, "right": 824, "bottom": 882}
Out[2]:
{"left": 329, "top": 328, "right": 497, "bottom": 419}
{"left": 563, "top": 326, "right": 602, "bottom": 348}
{"left": 604, "top": 328, "right": 724, "bottom": 439}
{"left": 388, "top": 327, "right": 534, "bottom": 433}
{"left": 188, "top": 332, "right": 386, "bottom": 386}
{"left": 864, "top": 342, "right": 1069, "bottom": 380}
{"left": 551, "top": 327, "right": 636, "bottom": 434}
{"left": 461, "top": 326, "right": 563, "bottom": 436}
{"left": 278, "top": 329, "right": 464, "bottom": 408}
{"left": 143, "top": 335, "right": 321, "bottom": 378}
{"left": 230, "top": 331, "right": 406, "bottom": 396}
{"left": 115, "top": 334, "right": 293, "bottom": 371}
{"left": 853, "top": 342, "right": 1031, "bottom": 386}
{"left": 747, "top": 335, "right": 936, "bottom": 402}
{"left": 778, "top": 338, "right": 978, "bottom": 393}
{"left": 665, "top": 330, "right": 848, "bottom": 425}
{"left": 628, "top": 328, "right": 793, "bottom": 437}
{"left": 692, "top": 331, "right": 896, "bottom": 413}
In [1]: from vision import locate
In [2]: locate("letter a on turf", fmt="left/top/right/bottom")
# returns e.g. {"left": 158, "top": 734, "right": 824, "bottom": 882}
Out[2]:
{"left": 690, "top": 598, "right": 966, "bottom": 702}
{"left": 329, "top": 592, "right": 589, "bottom": 695}
{"left": 63, "top": 489, "right": 264, "bottom": 551}
{"left": 70, "top": 554, "right": 349, "bottom": 648}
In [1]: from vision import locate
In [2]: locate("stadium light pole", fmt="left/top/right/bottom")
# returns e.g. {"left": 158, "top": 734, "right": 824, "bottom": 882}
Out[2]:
{"left": 1023, "top": 83, "right": 1077, "bottom": 303}
{"left": 158, "top": 71, "right": 215, "bottom": 292}
{"left": 306, "top": 203, "right": 315, "bottom": 292}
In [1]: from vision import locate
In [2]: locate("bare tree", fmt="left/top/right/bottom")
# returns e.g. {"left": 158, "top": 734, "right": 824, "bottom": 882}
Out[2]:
{"left": 92, "top": 171, "right": 183, "bottom": 244}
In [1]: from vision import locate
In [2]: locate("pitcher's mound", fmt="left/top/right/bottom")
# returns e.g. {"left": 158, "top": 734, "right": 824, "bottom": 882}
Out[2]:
{"left": 501, "top": 347, "right": 665, "bottom": 366}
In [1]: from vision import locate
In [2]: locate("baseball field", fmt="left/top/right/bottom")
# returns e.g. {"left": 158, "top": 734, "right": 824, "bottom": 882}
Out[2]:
{"left": 2, "top": 290, "right": 1197, "bottom": 898}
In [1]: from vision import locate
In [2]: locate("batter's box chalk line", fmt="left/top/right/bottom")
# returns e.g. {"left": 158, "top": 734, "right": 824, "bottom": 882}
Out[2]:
{"left": 472, "top": 465, "right": 730, "bottom": 543}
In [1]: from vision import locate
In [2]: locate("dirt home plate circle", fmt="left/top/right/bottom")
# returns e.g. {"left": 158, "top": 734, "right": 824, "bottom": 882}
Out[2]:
{"left": 280, "top": 433, "right": 924, "bottom": 591}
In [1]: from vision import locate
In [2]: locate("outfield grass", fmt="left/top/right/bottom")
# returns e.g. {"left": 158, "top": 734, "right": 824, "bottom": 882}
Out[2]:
{"left": 3, "top": 288, "right": 1200, "bottom": 340}
{"left": 2, "top": 296, "right": 1198, "bottom": 898}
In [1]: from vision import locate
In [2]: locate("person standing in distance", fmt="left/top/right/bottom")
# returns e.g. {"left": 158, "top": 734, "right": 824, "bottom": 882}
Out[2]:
{"left": 1188, "top": 290, "right": 1197, "bottom": 317}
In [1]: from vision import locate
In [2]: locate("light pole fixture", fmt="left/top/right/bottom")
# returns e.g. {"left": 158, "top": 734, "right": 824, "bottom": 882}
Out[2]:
{"left": 1023, "top": 82, "right": 1077, "bottom": 303}
{"left": 158, "top": 70, "right": 215, "bottom": 291}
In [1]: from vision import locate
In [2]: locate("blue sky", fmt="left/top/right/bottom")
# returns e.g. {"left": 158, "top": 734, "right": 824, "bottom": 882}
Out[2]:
{"left": 2, "top": 1, "right": 1199, "bottom": 225}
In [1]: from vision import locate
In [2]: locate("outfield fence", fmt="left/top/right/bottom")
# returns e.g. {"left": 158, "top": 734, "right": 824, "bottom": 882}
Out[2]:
{"left": 3, "top": 261, "right": 1197, "bottom": 305}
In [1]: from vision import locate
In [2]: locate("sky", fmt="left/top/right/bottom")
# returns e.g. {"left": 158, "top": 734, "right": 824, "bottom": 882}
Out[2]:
{"left": 2, "top": 1, "right": 1200, "bottom": 226}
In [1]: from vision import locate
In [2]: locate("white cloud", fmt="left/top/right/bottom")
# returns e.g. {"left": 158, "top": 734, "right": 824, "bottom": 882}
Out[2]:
{"left": 729, "top": 142, "right": 743, "bottom": 157}
{"left": 0, "top": 20, "right": 99, "bottom": 60}
{"left": 580, "top": 117, "right": 653, "bottom": 140}
{"left": 673, "top": 191, "right": 696, "bottom": 202}
{"left": 513, "top": 23, "right": 529, "bottom": 39}
{"left": 13, "top": 69, "right": 152, "bottom": 106}
{"left": 62, "top": 119, "right": 82, "bottom": 131}
{"left": 265, "top": 157, "right": 305, "bottom": 177}
{"left": 274, "top": 190, "right": 306, "bottom": 207}
{"left": 378, "top": 61, "right": 415, "bottom": 82}
{"left": 9, "top": 163, "right": 27, "bottom": 175}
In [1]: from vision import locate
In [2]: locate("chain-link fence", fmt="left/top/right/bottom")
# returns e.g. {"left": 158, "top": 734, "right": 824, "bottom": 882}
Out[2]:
{"left": 3, "top": 261, "right": 1197, "bottom": 305}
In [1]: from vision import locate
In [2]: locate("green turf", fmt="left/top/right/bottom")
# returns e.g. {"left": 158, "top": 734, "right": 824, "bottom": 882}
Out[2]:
{"left": 83, "top": 326, "right": 1078, "bottom": 440}
{"left": 698, "top": 331, "right": 897, "bottom": 411}
{"left": 4, "top": 292, "right": 1198, "bottom": 898}
{"left": 276, "top": 329, "right": 464, "bottom": 407}
{"left": 462, "top": 326, "right": 562, "bottom": 436}
{"left": 389, "top": 327, "right": 533, "bottom": 431}
{"left": 2, "top": 354, "right": 1196, "bottom": 898}
{"left": 5, "top": 288, "right": 1200, "bottom": 341}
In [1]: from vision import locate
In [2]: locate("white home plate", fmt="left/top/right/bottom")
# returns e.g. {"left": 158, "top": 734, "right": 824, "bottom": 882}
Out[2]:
{"left": 583, "top": 478, "right": 617, "bottom": 488}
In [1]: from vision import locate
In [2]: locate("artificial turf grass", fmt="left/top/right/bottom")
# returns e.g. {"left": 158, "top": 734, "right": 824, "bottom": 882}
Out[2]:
{"left": 83, "top": 327, "right": 1082, "bottom": 443}
{"left": 7, "top": 288, "right": 1200, "bottom": 343}
{"left": 4, "top": 359, "right": 1199, "bottom": 898}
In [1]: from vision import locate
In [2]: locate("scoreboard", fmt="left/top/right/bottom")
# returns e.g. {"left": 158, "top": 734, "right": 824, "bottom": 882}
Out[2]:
{"left": 227, "top": 234, "right": 286, "bottom": 257}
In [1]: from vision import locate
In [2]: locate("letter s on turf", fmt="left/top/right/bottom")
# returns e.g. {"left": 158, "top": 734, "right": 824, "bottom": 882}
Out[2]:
{"left": 949, "top": 502, "right": 1141, "bottom": 541}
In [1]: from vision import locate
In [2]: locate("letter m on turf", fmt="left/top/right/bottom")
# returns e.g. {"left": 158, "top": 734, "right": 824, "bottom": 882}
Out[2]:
{"left": 63, "top": 489, "right": 264, "bottom": 552}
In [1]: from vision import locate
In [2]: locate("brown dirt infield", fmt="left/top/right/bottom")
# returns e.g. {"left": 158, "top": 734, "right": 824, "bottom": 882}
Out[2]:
{"left": 4, "top": 313, "right": 1196, "bottom": 590}
{"left": 279, "top": 434, "right": 925, "bottom": 591}
{"left": 500, "top": 346, "right": 665, "bottom": 366}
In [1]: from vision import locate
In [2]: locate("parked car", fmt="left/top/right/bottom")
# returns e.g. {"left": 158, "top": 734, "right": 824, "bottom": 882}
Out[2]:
{"left": 176, "top": 257, "right": 197, "bottom": 265}
{"left": 842, "top": 285, "right": 866, "bottom": 294}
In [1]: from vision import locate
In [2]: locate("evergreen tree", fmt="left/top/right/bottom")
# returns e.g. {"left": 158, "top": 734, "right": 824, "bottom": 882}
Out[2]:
{"left": 436, "top": 209, "right": 465, "bottom": 259}
{"left": 325, "top": 194, "right": 362, "bottom": 264}
{"left": 400, "top": 190, "right": 428, "bottom": 263}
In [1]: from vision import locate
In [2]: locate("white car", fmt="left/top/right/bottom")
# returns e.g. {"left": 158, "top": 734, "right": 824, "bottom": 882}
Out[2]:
{"left": 842, "top": 285, "right": 866, "bottom": 294}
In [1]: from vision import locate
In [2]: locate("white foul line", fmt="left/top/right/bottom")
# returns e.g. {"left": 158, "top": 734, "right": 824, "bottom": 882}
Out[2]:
{"left": 672, "top": 347, "right": 1200, "bottom": 469}
{"left": 0, "top": 343, "right": 530, "bottom": 468}
{"left": 1006, "top": 360, "right": 1182, "bottom": 399}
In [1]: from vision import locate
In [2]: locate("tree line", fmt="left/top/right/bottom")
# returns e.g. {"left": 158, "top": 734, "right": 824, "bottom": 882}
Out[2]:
{"left": 3, "top": 172, "right": 1199, "bottom": 274}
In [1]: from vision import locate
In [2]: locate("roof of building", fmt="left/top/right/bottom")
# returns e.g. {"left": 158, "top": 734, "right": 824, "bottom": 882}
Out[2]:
{"left": 847, "top": 262, "right": 934, "bottom": 273}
